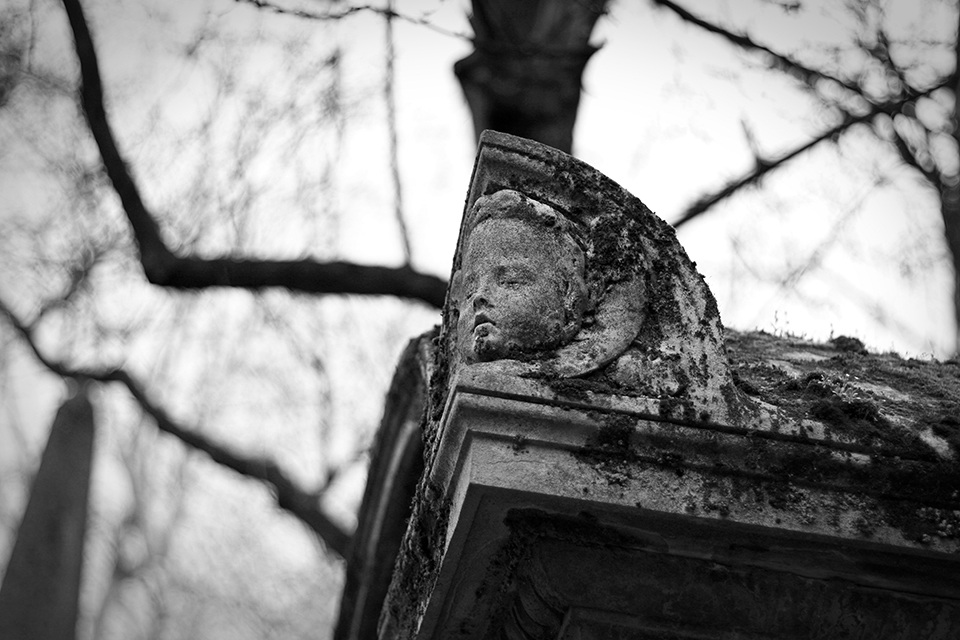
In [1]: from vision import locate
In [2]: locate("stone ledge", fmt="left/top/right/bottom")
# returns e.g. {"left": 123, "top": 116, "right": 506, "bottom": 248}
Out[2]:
{"left": 404, "top": 377, "right": 960, "bottom": 639}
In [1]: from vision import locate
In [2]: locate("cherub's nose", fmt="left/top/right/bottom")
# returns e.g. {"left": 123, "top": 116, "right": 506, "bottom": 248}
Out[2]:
{"left": 473, "top": 294, "right": 490, "bottom": 310}
{"left": 472, "top": 279, "right": 493, "bottom": 309}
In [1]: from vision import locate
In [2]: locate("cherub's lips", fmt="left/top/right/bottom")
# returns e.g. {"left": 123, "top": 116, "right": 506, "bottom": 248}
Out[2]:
{"left": 473, "top": 312, "right": 495, "bottom": 329}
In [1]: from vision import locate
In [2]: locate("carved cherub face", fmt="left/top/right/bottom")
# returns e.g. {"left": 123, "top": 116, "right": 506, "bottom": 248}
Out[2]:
{"left": 455, "top": 191, "right": 587, "bottom": 363}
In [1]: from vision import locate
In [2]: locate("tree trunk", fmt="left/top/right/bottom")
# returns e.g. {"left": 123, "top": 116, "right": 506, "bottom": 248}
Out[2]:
{"left": 455, "top": 0, "right": 608, "bottom": 154}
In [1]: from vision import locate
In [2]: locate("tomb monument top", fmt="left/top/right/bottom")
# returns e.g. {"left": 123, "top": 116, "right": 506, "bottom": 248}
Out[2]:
{"left": 438, "top": 129, "right": 743, "bottom": 426}
{"left": 335, "top": 131, "right": 960, "bottom": 640}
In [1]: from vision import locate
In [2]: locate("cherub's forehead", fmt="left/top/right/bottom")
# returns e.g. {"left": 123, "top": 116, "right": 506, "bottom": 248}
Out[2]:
{"left": 459, "top": 222, "right": 563, "bottom": 277}
{"left": 466, "top": 218, "right": 564, "bottom": 250}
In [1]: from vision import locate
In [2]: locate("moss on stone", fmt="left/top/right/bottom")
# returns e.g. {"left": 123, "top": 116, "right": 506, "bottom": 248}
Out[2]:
{"left": 727, "top": 330, "right": 960, "bottom": 460}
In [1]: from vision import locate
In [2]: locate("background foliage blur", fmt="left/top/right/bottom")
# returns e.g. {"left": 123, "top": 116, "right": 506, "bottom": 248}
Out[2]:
{"left": 0, "top": 0, "right": 956, "bottom": 638}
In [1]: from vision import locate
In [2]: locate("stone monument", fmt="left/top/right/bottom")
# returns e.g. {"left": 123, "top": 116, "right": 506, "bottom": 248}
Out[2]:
{"left": 335, "top": 131, "right": 960, "bottom": 640}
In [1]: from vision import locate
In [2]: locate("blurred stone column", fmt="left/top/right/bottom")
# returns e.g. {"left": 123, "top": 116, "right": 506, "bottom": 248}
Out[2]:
{"left": 0, "top": 384, "right": 95, "bottom": 640}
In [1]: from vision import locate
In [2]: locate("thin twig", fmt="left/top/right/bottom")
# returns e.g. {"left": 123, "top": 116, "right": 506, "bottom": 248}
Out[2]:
{"left": 237, "top": 0, "right": 471, "bottom": 41}
{"left": 384, "top": 0, "right": 412, "bottom": 266}
{"left": 862, "top": 28, "right": 918, "bottom": 98}
{"left": 0, "top": 297, "right": 352, "bottom": 557}
{"left": 653, "top": 0, "right": 867, "bottom": 102}
{"left": 673, "top": 81, "right": 950, "bottom": 227}
{"left": 890, "top": 124, "right": 940, "bottom": 187}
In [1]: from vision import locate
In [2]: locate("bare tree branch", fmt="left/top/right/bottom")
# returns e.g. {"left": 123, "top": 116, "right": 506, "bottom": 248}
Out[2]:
{"left": 673, "top": 116, "right": 857, "bottom": 227}
{"left": 862, "top": 27, "right": 919, "bottom": 97}
{"left": 653, "top": 0, "right": 866, "bottom": 101}
{"left": 0, "top": 298, "right": 352, "bottom": 558}
{"left": 60, "top": 0, "right": 447, "bottom": 309}
{"left": 237, "top": 0, "right": 471, "bottom": 41}
{"left": 890, "top": 124, "right": 940, "bottom": 187}
{"left": 660, "top": 0, "right": 960, "bottom": 352}
{"left": 672, "top": 81, "right": 950, "bottom": 228}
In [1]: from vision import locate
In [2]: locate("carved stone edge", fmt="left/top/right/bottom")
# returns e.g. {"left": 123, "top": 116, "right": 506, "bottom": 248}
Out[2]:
{"left": 333, "top": 332, "right": 434, "bottom": 640}
{"left": 406, "top": 380, "right": 960, "bottom": 639}
{"left": 436, "top": 130, "right": 740, "bottom": 426}
{"left": 436, "top": 378, "right": 960, "bottom": 553}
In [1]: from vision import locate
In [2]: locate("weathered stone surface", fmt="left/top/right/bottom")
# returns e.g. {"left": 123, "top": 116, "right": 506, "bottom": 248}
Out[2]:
{"left": 440, "top": 129, "right": 742, "bottom": 427}
{"left": 379, "top": 344, "right": 959, "bottom": 638}
{"left": 455, "top": 190, "right": 589, "bottom": 365}
{"left": 356, "top": 332, "right": 960, "bottom": 640}
{"left": 338, "top": 132, "right": 960, "bottom": 640}
{"left": 726, "top": 331, "right": 960, "bottom": 470}
{"left": 333, "top": 335, "right": 433, "bottom": 640}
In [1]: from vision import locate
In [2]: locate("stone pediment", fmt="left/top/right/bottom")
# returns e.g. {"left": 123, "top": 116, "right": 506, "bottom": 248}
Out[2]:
{"left": 334, "top": 132, "right": 960, "bottom": 640}
{"left": 439, "top": 131, "right": 742, "bottom": 427}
